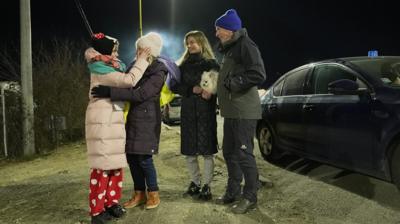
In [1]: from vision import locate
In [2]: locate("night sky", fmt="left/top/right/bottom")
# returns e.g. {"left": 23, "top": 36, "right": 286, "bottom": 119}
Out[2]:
{"left": 2, "top": 0, "right": 399, "bottom": 86}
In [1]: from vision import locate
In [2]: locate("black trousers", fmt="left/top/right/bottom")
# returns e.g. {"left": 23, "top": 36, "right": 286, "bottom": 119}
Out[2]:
{"left": 222, "top": 118, "right": 258, "bottom": 203}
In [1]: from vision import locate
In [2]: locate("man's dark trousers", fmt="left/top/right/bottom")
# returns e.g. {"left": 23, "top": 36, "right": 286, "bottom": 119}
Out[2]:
{"left": 222, "top": 118, "right": 258, "bottom": 203}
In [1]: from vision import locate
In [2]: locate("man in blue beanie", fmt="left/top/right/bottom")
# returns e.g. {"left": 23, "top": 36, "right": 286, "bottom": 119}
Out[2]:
{"left": 214, "top": 9, "right": 266, "bottom": 214}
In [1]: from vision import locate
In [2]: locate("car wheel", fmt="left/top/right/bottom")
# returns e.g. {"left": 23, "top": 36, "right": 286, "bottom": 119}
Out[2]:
{"left": 257, "top": 122, "right": 281, "bottom": 161}
{"left": 391, "top": 144, "right": 400, "bottom": 190}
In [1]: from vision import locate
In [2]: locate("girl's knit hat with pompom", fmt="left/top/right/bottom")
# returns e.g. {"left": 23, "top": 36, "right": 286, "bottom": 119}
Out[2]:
{"left": 91, "top": 33, "right": 119, "bottom": 55}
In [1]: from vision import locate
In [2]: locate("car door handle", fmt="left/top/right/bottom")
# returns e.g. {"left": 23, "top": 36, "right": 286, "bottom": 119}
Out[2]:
{"left": 268, "top": 104, "right": 278, "bottom": 111}
{"left": 302, "top": 104, "right": 315, "bottom": 111}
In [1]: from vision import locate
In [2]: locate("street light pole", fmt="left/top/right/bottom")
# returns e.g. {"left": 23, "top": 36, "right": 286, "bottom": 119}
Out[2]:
{"left": 20, "top": 0, "right": 35, "bottom": 156}
{"left": 139, "top": 0, "right": 143, "bottom": 37}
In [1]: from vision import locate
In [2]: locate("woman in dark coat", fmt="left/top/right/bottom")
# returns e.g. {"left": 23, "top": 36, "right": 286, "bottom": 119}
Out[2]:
{"left": 91, "top": 32, "right": 167, "bottom": 210}
{"left": 175, "top": 30, "right": 220, "bottom": 200}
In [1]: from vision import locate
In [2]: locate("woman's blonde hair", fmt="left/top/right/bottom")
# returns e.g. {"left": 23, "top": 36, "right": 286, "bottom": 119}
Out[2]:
{"left": 177, "top": 30, "right": 215, "bottom": 65}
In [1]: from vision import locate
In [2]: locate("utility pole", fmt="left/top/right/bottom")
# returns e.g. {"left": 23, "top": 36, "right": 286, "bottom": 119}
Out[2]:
{"left": 20, "top": 0, "right": 35, "bottom": 156}
{"left": 0, "top": 83, "right": 8, "bottom": 157}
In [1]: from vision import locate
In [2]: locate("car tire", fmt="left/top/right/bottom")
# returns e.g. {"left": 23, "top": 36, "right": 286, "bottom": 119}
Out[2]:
{"left": 391, "top": 143, "right": 400, "bottom": 190}
{"left": 256, "top": 122, "right": 282, "bottom": 162}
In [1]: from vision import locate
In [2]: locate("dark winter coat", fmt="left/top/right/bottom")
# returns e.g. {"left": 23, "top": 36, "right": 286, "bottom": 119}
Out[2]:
{"left": 110, "top": 60, "right": 167, "bottom": 155}
{"left": 216, "top": 28, "right": 266, "bottom": 119}
{"left": 175, "top": 53, "right": 220, "bottom": 156}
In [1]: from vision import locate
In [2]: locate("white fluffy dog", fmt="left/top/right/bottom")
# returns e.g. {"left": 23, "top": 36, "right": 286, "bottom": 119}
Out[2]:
{"left": 200, "top": 70, "right": 218, "bottom": 94}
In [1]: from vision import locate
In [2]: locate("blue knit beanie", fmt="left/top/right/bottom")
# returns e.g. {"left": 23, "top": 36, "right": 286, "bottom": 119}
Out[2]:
{"left": 215, "top": 9, "right": 242, "bottom": 31}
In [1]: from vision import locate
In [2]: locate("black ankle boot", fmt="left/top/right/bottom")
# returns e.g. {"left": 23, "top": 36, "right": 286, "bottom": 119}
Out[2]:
{"left": 106, "top": 204, "right": 126, "bottom": 218}
{"left": 91, "top": 211, "right": 113, "bottom": 224}
{"left": 183, "top": 181, "right": 201, "bottom": 197}
{"left": 198, "top": 184, "right": 212, "bottom": 201}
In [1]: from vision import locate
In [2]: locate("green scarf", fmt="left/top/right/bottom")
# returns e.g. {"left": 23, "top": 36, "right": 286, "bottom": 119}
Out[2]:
{"left": 88, "top": 61, "right": 127, "bottom": 75}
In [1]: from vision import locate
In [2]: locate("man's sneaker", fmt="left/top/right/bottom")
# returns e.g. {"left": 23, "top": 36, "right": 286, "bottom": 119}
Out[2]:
{"left": 106, "top": 204, "right": 126, "bottom": 218}
{"left": 91, "top": 211, "right": 113, "bottom": 224}
{"left": 215, "top": 193, "right": 241, "bottom": 205}
{"left": 183, "top": 181, "right": 201, "bottom": 197}
{"left": 231, "top": 198, "right": 257, "bottom": 214}
{"left": 198, "top": 184, "right": 212, "bottom": 201}
{"left": 258, "top": 175, "right": 274, "bottom": 189}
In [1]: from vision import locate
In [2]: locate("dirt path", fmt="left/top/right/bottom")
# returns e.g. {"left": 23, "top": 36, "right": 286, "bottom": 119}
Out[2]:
{"left": 1, "top": 116, "right": 400, "bottom": 224}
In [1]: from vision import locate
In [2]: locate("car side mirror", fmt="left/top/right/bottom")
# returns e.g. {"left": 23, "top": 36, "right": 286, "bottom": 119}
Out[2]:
{"left": 328, "top": 79, "right": 367, "bottom": 95}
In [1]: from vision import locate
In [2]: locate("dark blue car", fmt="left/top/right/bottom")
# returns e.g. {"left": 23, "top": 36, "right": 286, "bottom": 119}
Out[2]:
{"left": 256, "top": 56, "right": 400, "bottom": 188}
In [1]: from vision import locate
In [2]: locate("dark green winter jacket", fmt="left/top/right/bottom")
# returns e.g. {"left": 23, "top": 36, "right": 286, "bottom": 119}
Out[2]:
{"left": 216, "top": 28, "right": 266, "bottom": 119}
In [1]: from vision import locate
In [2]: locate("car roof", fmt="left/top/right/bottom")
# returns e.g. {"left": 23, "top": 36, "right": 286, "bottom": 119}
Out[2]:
{"left": 322, "top": 56, "right": 400, "bottom": 63}
{"left": 284, "top": 56, "right": 400, "bottom": 75}
{"left": 280, "top": 56, "right": 400, "bottom": 87}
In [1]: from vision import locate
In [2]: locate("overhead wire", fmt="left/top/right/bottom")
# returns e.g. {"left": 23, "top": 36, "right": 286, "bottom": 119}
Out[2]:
{"left": 74, "top": 0, "right": 93, "bottom": 37}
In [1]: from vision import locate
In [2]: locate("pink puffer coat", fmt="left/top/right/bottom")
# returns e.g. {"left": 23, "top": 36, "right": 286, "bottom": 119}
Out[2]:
{"left": 84, "top": 48, "right": 149, "bottom": 170}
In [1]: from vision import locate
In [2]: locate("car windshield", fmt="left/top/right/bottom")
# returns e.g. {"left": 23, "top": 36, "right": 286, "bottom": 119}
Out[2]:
{"left": 350, "top": 57, "right": 400, "bottom": 86}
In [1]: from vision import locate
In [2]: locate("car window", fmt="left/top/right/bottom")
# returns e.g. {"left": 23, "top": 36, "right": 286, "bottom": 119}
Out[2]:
{"left": 356, "top": 78, "right": 368, "bottom": 89}
{"left": 281, "top": 69, "right": 308, "bottom": 96}
{"left": 379, "top": 62, "right": 400, "bottom": 86}
{"left": 273, "top": 79, "right": 283, "bottom": 96}
{"left": 311, "top": 64, "right": 363, "bottom": 94}
{"left": 350, "top": 58, "right": 400, "bottom": 86}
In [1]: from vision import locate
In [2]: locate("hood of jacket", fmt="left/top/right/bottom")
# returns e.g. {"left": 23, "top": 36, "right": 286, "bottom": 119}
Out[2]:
{"left": 145, "top": 59, "right": 168, "bottom": 76}
{"left": 127, "top": 59, "right": 167, "bottom": 77}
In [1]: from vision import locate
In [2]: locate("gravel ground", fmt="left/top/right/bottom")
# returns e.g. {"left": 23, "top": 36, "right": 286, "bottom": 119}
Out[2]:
{"left": 1, "top": 116, "right": 400, "bottom": 224}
